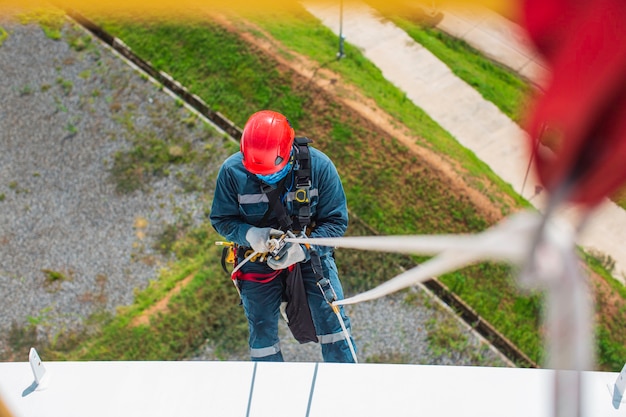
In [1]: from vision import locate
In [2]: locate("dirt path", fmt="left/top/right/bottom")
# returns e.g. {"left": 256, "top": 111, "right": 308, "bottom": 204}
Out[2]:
{"left": 131, "top": 273, "right": 195, "bottom": 327}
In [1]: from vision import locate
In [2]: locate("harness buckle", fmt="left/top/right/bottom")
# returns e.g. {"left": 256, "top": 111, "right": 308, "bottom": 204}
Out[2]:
{"left": 296, "top": 176, "right": 311, "bottom": 188}
{"left": 295, "top": 188, "right": 309, "bottom": 203}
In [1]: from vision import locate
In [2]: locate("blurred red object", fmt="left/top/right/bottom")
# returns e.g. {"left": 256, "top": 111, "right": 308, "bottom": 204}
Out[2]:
{"left": 522, "top": 0, "right": 626, "bottom": 206}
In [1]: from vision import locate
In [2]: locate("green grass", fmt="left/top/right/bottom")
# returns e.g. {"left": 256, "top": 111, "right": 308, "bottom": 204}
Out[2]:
{"left": 237, "top": 11, "right": 510, "bottom": 186}
{"left": 238, "top": 7, "right": 626, "bottom": 370}
{"left": 18, "top": 8, "right": 65, "bottom": 40}
{"left": 372, "top": 5, "right": 626, "bottom": 214}
{"left": 43, "top": 225, "right": 249, "bottom": 361}
{"left": 97, "top": 11, "right": 525, "bottom": 209}
{"left": 97, "top": 15, "right": 307, "bottom": 128}
{"left": 581, "top": 250, "right": 626, "bottom": 370}
{"left": 0, "top": 26, "right": 8, "bottom": 46}
{"left": 237, "top": 9, "right": 530, "bottom": 210}
{"left": 33, "top": 11, "right": 624, "bottom": 371}
{"left": 233, "top": 8, "right": 545, "bottom": 362}
{"left": 610, "top": 187, "right": 626, "bottom": 211}
{"left": 87, "top": 12, "right": 585, "bottom": 367}
{"left": 108, "top": 91, "right": 235, "bottom": 194}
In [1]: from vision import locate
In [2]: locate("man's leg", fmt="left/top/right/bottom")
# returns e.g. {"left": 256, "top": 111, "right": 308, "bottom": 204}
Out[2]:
{"left": 301, "top": 259, "right": 357, "bottom": 363}
{"left": 239, "top": 277, "right": 284, "bottom": 361}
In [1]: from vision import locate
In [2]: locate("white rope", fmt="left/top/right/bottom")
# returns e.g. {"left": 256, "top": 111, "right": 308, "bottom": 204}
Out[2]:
{"left": 334, "top": 308, "right": 358, "bottom": 363}
{"left": 230, "top": 250, "right": 259, "bottom": 277}
{"left": 289, "top": 208, "right": 595, "bottom": 417}
{"left": 228, "top": 209, "right": 594, "bottom": 416}
{"left": 286, "top": 211, "right": 543, "bottom": 305}
{"left": 334, "top": 250, "right": 476, "bottom": 306}
{"left": 229, "top": 250, "right": 260, "bottom": 299}
{"left": 286, "top": 210, "right": 542, "bottom": 261}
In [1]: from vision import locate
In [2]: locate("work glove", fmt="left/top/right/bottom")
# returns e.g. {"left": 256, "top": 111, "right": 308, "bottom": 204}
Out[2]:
{"left": 245, "top": 227, "right": 283, "bottom": 253}
{"left": 267, "top": 243, "right": 307, "bottom": 270}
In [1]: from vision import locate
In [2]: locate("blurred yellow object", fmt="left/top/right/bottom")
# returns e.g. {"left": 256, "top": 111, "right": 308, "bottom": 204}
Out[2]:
{"left": 0, "top": 397, "right": 14, "bottom": 417}
{"left": 0, "top": 0, "right": 513, "bottom": 18}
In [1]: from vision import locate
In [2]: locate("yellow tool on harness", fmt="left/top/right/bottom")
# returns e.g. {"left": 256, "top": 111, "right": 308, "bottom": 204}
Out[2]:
{"left": 294, "top": 188, "right": 309, "bottom": 203}
{"left": 215, "top": 241, "right": 243, "bottom": 299}
{"left": 215, "top": 241, "right": 236, "bottom": 272}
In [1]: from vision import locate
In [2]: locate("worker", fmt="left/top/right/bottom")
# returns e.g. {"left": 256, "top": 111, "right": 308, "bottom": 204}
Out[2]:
{"left": 210, "top": 110, "right": 356, "bottom": 362}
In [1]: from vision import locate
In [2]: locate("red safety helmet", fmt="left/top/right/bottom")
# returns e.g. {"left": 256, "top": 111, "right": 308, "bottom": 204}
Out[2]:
{"left": 240, "top": 110, "right": 295, "bottom": 175}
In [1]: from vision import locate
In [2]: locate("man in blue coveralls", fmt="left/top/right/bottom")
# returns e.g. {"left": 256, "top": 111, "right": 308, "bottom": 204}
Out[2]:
{"left": 210, "top": 110, "right": 356, "bottom": 362}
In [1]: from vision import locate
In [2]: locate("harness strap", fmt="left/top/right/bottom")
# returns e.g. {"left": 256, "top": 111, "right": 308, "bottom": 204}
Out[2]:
{"left": 258, "top": 175, "right": 291, "bottom": 230}
{"left": 262, "top": 182, "right": 292, "bottom": 231}
{"left": 232, "top": 269, "right": 283, "bottom": 283}
{"left": 221, "top": 247, "right": 231, "bottom": 274}
{"left": 258, "top": 137, "right": 313, "bottom": 232}
{"left": 293, "top": 137, "right": 312, "bottom": 231}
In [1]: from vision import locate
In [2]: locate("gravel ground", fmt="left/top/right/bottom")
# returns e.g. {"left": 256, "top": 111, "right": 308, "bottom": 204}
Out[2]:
{"left": 0, "top": 16, "right": 511, "bottom": 367}
{"left": 0, "top": 18, "right": 222, "bottom": 355}
{"left": 189, "top": 288, "right": 511, "bottom": 366}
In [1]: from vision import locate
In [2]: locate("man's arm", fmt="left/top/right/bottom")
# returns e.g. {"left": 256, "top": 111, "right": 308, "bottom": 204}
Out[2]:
{"left": 209, "top": 163, "right": 253, "bottom": 247}
{"left": 309, "top": 154, "right": 348, "bottom": 256}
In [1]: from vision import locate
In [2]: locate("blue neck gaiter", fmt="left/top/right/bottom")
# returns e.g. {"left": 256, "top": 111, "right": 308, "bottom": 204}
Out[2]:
{"left": 256, "top": 160, "right": 293, "bottom": 185}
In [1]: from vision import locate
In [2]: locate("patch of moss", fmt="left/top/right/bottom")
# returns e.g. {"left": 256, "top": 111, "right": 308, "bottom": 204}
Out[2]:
{"left": 18, "top": 8, "right": 65, "bottom": 40}
{"left": 0, "top": 26, "right": 8, "bottom": 46}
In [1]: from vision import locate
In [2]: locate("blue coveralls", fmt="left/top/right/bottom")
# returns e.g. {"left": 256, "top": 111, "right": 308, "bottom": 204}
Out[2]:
{"left": 210, "top": 146, "right": 356, "bottom": 363}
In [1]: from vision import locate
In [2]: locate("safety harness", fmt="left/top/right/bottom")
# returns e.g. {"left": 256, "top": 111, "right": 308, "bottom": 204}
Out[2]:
{"left": 258, "top": 136, "right": 313, "bottom": 233}
{"left": 291, "top": 136, "right": 313, "bottom": 233}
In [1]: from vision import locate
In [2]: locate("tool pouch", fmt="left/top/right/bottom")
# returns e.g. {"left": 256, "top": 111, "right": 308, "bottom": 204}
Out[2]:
{"left": 285, "top": 263, "right": 318, "bottom": 344}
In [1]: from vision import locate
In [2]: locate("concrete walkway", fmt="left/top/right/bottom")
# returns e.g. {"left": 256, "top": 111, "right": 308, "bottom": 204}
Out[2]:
{"left": 304, "top": 1, "right": 626, "bottom": 284}
{"left": 435, "top": 6, "right": 548, "bottom": 87}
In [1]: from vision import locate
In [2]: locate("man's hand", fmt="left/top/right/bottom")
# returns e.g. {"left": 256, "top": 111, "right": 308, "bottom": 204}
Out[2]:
{"left": 267, "top": 243, "right": 307, "bottom": 270}
{"left": 245, "top": 227, "right": 283, "bottom": 253}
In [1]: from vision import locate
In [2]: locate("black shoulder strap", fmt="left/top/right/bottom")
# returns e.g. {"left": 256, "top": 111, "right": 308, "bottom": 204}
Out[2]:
{"left": 258, "top": 176, "right": 292, "bottom": 231}
{"left": 294, "top": 137, "right": 312, "bottom": 183}
{"left": 258, "top": 137, "right": 313, "bottom": 232}
{"left": 292, "top": 137, "right": 312, "bottom": 231}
